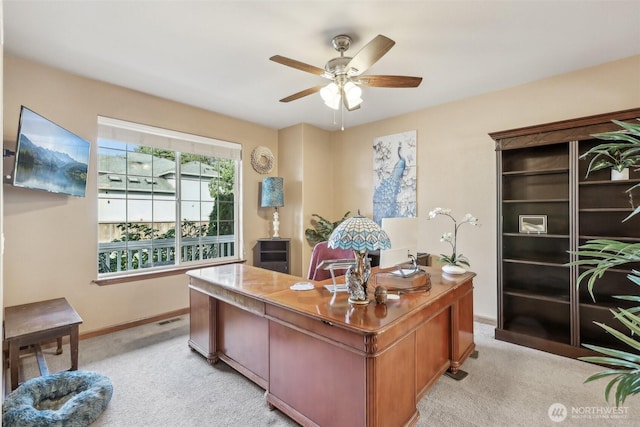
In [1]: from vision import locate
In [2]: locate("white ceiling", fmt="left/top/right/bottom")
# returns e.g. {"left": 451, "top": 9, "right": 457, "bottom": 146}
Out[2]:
{"left": 4, "top": 1, "right": 640, "bottom": 131}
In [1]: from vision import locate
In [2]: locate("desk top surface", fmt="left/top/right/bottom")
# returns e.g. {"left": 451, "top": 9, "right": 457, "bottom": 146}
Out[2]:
{"left": 4, "top": 297, "right": 83, "bottom": 340}
{"left": 188, "top": 264, "right": 474, "bottom": 333}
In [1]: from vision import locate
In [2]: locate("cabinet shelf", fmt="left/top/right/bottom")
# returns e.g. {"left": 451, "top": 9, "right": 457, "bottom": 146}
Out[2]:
{"left": 503, "top": 258, "right": 567, "bottom": 268}
{"left": 503, "top": 232, "right": 568, "bottom": 239}
{"left": 579, "top": 208, "right": 635, "bottom": 213}
{"left": 579, "top": 300, "right": 635, "bottom": 311}
{"left": 579, "top": 210, "right": 640, "bottom": 239}
{"left": 502, "top": 294, "right": 571, "bottom": 345}
{"left": 577, "top": 265, "right": 637, "bottom": 275}
{"left": 504, "top": 289, "right": 570, "bottom": 304}
{"left": 579, "top": 178, "right": 640, "bottom": 186}
{"left": 503, "top": 199, "right": 569, "bottom": 204}
{"left": 579, "top": 182, "right": 639, "bottom": 211}
{"left": 503, "top": 168, "right": 569, "bottom": 176}
{"left": 502, "top": 322, "right": 572, "bottom": 345}
{"left": 492, "top": 108, "right": 640, "bottom": 359}
{"left": 577, "top": 266, "right": 640, "bottom": 307}
{"left": 254, "top": 238, "right": 290, "bottom": 273}
{"left": 579, "top": 235, "right": 640, "bottom": 242}
{"left": 579, "top": 304, "right": 631, "bottom": 352}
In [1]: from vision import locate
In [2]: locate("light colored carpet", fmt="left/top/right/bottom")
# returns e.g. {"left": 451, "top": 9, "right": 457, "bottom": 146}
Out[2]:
{"left": 10, "top": 317, "right": 637, "bottom": 426}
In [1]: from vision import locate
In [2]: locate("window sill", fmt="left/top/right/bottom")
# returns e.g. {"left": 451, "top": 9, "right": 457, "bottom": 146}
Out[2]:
{"left": 93, "top": 259, "right": 247, "bottom": 286}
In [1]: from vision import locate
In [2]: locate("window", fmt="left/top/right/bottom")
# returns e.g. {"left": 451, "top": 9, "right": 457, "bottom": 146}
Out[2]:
{"left": 97, "top": 117, "right": 242, "bottom": 277}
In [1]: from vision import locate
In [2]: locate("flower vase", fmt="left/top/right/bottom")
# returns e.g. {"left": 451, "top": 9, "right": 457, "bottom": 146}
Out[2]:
{"left": 611, "top": 168, "right": 629, "bottom": 181}
{"left": 442, "top": 264, "right": 466, "bottom": 275}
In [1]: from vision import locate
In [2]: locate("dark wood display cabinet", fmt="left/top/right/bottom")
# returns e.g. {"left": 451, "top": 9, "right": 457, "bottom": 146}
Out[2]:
{"left": 254, "top": 238, "right": 290, "bottom": 273}
{"left": 490, "top": 108, "right": 640, "bottom": 359}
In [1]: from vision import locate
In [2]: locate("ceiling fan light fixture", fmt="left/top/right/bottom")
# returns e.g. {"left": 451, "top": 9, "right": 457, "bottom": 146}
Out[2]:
{"left": 320, "top": 82, "right": 341, "bottom": 110}
{"left": 272, "top": 34, "right": 420, "bottom": 122}
{"left": 344, "top": 81, "right": 363, "bottom": 109}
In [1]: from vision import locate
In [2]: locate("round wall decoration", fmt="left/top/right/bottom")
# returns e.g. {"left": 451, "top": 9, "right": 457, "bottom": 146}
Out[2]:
{"left": 251, "top": 146, "right": 274, "bottom": 174}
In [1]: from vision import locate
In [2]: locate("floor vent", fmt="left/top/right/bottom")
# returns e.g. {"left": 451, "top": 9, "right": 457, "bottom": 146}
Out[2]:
{"left": 158, "top": 317, "right": 182, "bottom": 326}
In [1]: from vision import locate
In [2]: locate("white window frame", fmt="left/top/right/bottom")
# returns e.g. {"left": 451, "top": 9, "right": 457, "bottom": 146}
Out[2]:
{"left": 96, "top": 117, "right": 243, "bottom": 279}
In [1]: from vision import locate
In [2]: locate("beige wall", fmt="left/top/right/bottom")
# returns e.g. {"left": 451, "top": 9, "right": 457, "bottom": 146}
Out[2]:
{"left": 3, "top": 53, "right": 639, "bottom": 332}
{"left": 3, "top": 54, "right": 278, "bottom": 333}
{"left": 299, "top": 124, "right": 333, "bottom": 276}
{"left": 277, "top": 123, "right": 333, "bottom": 277}
{"left": 330, "top": 55, "right": 640, "bottom": 321}
{"left": 276, "top": 124, "right": 303, "bottom": 275}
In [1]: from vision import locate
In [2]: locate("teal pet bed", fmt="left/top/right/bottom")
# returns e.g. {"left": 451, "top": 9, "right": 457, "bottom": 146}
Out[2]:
{"left": 2, "top": 370, "right": 113, "bottom": 427}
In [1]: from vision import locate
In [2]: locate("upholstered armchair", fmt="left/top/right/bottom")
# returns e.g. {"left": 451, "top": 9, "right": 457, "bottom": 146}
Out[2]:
{"left": 306, "top": 241, "right": 355, "bottom": 281}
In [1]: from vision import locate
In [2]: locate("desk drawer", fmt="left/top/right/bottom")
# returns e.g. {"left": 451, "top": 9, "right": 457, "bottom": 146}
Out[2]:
{"left": 265, "top": 304, "right": 369, "bottom": 354}
{"left": 189, "top": 282, "right": 265, "bottom": 316}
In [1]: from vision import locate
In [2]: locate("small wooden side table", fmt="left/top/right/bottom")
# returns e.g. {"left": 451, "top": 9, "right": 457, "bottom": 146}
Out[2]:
{"left": 4, "top": 297, "right": 83, "bottom": 390}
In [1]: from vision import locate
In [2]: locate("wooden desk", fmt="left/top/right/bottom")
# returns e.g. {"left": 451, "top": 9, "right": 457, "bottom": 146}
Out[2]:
{"left": 4, "top": 297, "right": 83, "bottom": 390}
{"left": 188, "top": 264, "right": 475, "bottom": 427}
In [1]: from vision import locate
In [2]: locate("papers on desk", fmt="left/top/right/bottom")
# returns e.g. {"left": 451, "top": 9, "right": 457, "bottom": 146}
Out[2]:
{"left": 290, "top": 282, "right": 315, "bottom": 291}
{"left": 323, "top": 284, "right": 348, "bottom": 293}
{"left": 317, "top": 259, "right": 355, "bottom": 294}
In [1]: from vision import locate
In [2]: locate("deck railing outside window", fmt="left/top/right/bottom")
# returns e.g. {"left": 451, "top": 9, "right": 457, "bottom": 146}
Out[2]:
{"left": 98, "top": 235, "right": 235, "bottom": 273}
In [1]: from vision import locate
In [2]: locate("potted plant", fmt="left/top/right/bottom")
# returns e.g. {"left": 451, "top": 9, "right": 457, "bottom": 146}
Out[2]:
{"left": 571, "top": 118, "right": 640, "bottom": 406}
{"left": 427, "top": 207, "right": 479, "bottom": 274}
{"left": 304, "top": 211, "right": 350, "bottom": 247}
{"left": 579, "top": 119, "right": 640, "bottom": 180}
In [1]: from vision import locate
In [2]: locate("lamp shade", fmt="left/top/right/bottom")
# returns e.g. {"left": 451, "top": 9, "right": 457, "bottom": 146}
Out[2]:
{"left": 261, "top": 177, "right": 284, "bottom": 208}
{"left": 320, "top": 82, "right": 340, "bottom": 110}
{"left": 328, "top": 214, "right": 391, "bottom": 252}
{"left": 344, "top": 82, "right": 363, "bottom": 109}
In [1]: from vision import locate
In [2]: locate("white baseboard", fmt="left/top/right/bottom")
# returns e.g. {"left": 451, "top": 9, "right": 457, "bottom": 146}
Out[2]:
{"left": 474, "top": 315, "right": 496, "bottom": 326}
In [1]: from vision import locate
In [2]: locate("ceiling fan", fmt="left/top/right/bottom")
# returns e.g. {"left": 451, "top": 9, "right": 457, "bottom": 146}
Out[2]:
{"left": 270, "top": 34, "right": 422, "bottom": 112}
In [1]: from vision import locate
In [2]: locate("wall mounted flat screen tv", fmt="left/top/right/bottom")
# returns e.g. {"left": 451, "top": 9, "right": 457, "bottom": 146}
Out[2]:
{"left": 12, "top": 106, "right": 90, "bottom": 197}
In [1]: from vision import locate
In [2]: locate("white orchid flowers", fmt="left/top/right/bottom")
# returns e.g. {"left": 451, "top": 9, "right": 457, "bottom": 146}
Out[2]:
{"left": 427, "top": 208, "right": 479, "bottom": 267}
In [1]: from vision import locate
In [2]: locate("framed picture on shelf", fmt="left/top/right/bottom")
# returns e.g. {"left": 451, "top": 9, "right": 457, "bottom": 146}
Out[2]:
{"left": 519, "top": 215, "right": 547, "bottom": 234}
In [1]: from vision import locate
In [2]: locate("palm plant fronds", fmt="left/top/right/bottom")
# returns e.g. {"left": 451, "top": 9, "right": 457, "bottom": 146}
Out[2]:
{"left": 591, "top": 119, "right": 640, "bottom": 141}
{"left": 571, "top": 118, "right": 640, "bottom": 406}
{"left": 570, "top": 240, "right": 640, "bottom": 300}
{"left": 304, "top": 211, "right": 351, "bottom": 246}
{"left": 624, "top": 206, "right": 640, "bottom": 223}
{"left": 579, "top": 318, "right": 640, "bottom": 406}
{"left": 595, "top": 314, "right": 640, "bottom": 350}
{"left": 628, "top": 270, "right": 640, "bottom": 286}
{"left": 580, "top": 340, "right": 640, "bottom": 406}
{"left": 579, "top": 364, "right": 640, "bottom": 406}
{"left": 580, "top": 119, "right": 640, "bottom": 175}
{"left": 610, "top": 306, "right": 640, "bottom": 338}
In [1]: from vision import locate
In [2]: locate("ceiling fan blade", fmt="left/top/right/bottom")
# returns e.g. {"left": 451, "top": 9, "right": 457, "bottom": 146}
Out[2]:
{"left": 347, "top": 35, "right": 395, "bottom": 76}
{"left": 279, "top": 86, "right": 323, "bottom": 103}
{"left": 358, "top": 75, "right": 423, "bottom": 88}
{"left": 270, "top": 55, "right": 326, "bottom": 76}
